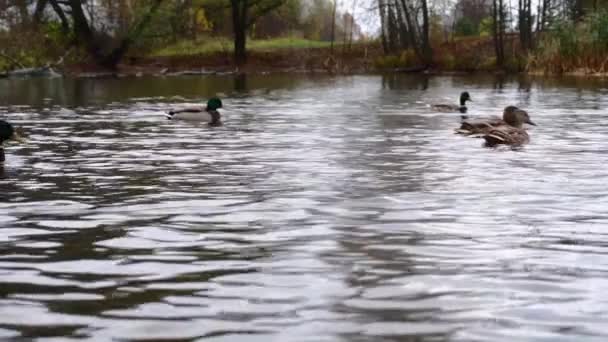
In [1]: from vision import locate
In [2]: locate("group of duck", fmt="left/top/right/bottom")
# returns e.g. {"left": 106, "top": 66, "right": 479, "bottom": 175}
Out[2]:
{"left": 0, "top": 92, "right": 534, "bottom": 165}
{"left": 433, "top": 91, "right": 536, "bottom": 146}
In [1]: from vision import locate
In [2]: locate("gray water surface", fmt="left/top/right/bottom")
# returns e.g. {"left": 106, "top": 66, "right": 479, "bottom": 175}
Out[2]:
{"left": 2, "top": 74, "right": 608, "bottom": 341}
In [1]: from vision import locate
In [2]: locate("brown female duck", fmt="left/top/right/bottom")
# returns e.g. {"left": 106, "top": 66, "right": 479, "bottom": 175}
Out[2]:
{"left": 456, "top": 106, "right": 535, "bottom": 136}
{"left": 483, "top": 107, "right": 536, "bottom": 146}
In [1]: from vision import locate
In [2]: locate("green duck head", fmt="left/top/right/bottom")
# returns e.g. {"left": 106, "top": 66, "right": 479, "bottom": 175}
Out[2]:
{"left": 205, "top": 97, "right": 223, "bottom": 111}
{"left": 503, "top": 106, "right": 536, "bottom": 128}
{"left": 459, "top": 91, "right": 472, "bottom": 106}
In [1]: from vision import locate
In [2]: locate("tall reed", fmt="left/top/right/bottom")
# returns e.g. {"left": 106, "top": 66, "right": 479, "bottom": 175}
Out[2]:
{"left": 528, "top": 10, "right": 608, "bottom": 74}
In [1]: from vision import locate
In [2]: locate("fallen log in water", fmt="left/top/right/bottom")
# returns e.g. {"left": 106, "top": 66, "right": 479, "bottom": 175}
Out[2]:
{"left": 0, "top": 49, "right": 70, "bottom": 78}
{"left": 5, "top": 66, "right": 62, "bottom": 78}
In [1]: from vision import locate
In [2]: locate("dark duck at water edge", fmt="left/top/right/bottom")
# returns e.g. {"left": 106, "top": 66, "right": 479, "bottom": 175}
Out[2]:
{"left": 0, "top": 120, "right": 24, "bottom": 164}
{"left": 432, "top": 91, "right": 472, "bottom": 117}
{"left": 166, "top": 97, "right": 223, "bottom": 126}
{"left": 481, "top": 106, "right": 536, "bottom": 147}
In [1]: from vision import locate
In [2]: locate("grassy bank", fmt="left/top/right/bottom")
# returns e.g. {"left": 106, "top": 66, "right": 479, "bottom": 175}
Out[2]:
{"left": 150, "top": 37, "right": 335, "bottom": 57}
{"left": 129, "top": 37, "right": 380, "bottom": 74}
{"left": 144, "top": 36, "right": 516, "bottom": 75}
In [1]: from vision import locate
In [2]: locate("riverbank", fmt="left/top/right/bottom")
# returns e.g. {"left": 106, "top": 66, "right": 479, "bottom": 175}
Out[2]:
{"left": 62, "top": 42, "right": 382, "bottom": 77}
{"left": 66, "top": 36, "right": 498, "bottom": 77}
{"left": 4, "top": 37, "right": 608, "bottom": 79}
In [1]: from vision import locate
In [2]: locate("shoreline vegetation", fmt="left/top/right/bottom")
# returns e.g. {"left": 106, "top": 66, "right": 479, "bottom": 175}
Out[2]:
{"left": 3, "top": 34, "right": 608, "bottom": 78}
{"left": 1, "top": 0, "right": 608, "bottom": 79}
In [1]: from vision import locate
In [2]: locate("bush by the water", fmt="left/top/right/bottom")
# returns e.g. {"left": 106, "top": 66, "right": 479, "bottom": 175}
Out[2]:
{"left": 528, "top": 10, "right": 608, "bottom": 74}
{"left": 0, "top": 22, "right": 76, "bottom": 72}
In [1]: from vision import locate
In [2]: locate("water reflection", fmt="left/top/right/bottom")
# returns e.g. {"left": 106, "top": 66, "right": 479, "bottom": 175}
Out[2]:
{"left": 234, "top": 73, "right": 248, "bottom": 93}
{"left": 1, "top": 74, "right": 608, "bottom": 341}
{"left": 381, "top": 73, "right": 429, "bottom": 90}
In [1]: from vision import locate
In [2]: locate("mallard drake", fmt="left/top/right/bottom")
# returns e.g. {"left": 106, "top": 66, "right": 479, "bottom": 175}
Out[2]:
{"left": 483, "top": 107, "right": 536, "bottom": 146}
{"left": 0, "top": 120, "right": 24, "bottom": 163}
{"left": 432, "top": 91, "right": 471, "bottom": 114}
{"left": 457, "top": 106, "right": 535, "bottom": 136}
{"left": 166, "top": 97, "right": 223, "bottom": 126}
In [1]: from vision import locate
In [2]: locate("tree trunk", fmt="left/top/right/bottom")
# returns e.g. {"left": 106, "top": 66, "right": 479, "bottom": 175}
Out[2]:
{"left": 573, "top": 0, "right": 583, "bottom": 21}
{"left": 536, "top": 3, "right": 541, "bottom": 32}
{"left": 398, "top": 0, "right": 422, "bottom": 58}
{"left": 342, "top": 14, "right": 348, "bottom": 54}
{"left": 518, "top": 0, "right": 523, "bottom": 46}
{"left": 330, "top": 0, "right": 337, "bottom": 54}
{"left": 68, "top": 0, "right": 100, "bottom": 59}
{"left": 102, "top": 0, "right": 164, "bottom": 68}
{"left": 420, "top": 0, "right": 432, "bottom": 65}
{"left": 518, "top": 0, "right": 526, "bottom": 50}
{"left": 33, "top": 0, "right": 48, "bottom": 25}
{"left": 378, "top": 0, "right": 389, "bottom": 53}
{"left": 498, "top": 0, "right": 505, "bottom": 62}
{"left": 394, "top": 0, "right": 409, "bottom": 50}
{"left": 15, "top": 0, "right": 29, "bottom": 27}
{"left": 67, "top": 0, "right": 164, "bottom": 69}
{"left": 539, "top": 0, "right": 548, "bottom": 31}
{"left": 492, "top": 0, "right": 504, "bottom": 67}
{"left": 524, "top": 0, "right": 534, "bottom": 50}
{"left": 232, "top": 0, "right": 248, "bottom": 65}
{"left": 387, "top": 6, "right": 399, "bottom": 53}
{"left": 49, "top": 0, "right": 70, "bottom": 33}
{"left": 519, "top": 0, "right": 533, "bottom": 50}
{"left": 348, "top": 0, "right": 357, "bottom": 49}
{"left": 229, "top": 0, "right": 287, "bottom": 65}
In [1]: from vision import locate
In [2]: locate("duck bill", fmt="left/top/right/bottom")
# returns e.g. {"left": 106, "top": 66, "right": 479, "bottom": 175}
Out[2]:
{"left": 526, "top": 119, "right": 537, "bottom": 126}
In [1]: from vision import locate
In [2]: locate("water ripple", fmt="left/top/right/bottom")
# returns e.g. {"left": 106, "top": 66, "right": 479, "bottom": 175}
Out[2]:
{"left": 1, "top": 74, "right": 608, "bottom": 341}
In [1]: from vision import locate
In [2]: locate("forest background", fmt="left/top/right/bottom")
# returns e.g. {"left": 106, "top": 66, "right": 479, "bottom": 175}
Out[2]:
{"left": 1, "top": 0, "right": 608, "bottom": 75}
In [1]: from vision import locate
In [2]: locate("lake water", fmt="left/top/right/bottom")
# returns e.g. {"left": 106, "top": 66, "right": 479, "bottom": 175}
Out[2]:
{"left": 1, "top": 73, "right": 608, "bottom": 341}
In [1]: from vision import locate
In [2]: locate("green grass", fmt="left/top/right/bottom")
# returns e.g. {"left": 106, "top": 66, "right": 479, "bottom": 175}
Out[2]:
{"left": 150, "top": 37, "right": 334, "bottom": 57}
{"left": 249, "top": 37, "right": 333, "bottom": 50}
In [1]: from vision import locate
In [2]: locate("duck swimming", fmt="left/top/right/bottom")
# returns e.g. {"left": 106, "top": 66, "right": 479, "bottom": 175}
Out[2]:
{"left": 482, "top": 106, "right": 536, "bottom": 146}
{"left": 0, "top": 120, "right": 24, "bottom": 163}
{"left": 432, "top": 91, "right": 471, "bottom": 115}
{"left": 457, "top": 106, "right": 535, "bottom": 136}
{"left": 166, "top": 97, "right": 223, "bottom": 126}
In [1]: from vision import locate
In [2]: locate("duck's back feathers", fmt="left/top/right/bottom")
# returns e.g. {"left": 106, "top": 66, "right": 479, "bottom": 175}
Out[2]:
{"left": 483, "top": 125, "right": 530, "bottom": 146}
{"left": 167, "top": 111, "right": 213, "bottom": 121}
{"left": 432, "top": 104, "right": 467, "bottom": 113}
{"left": 456, "top": 116, "right": 504, "bottom": 135}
